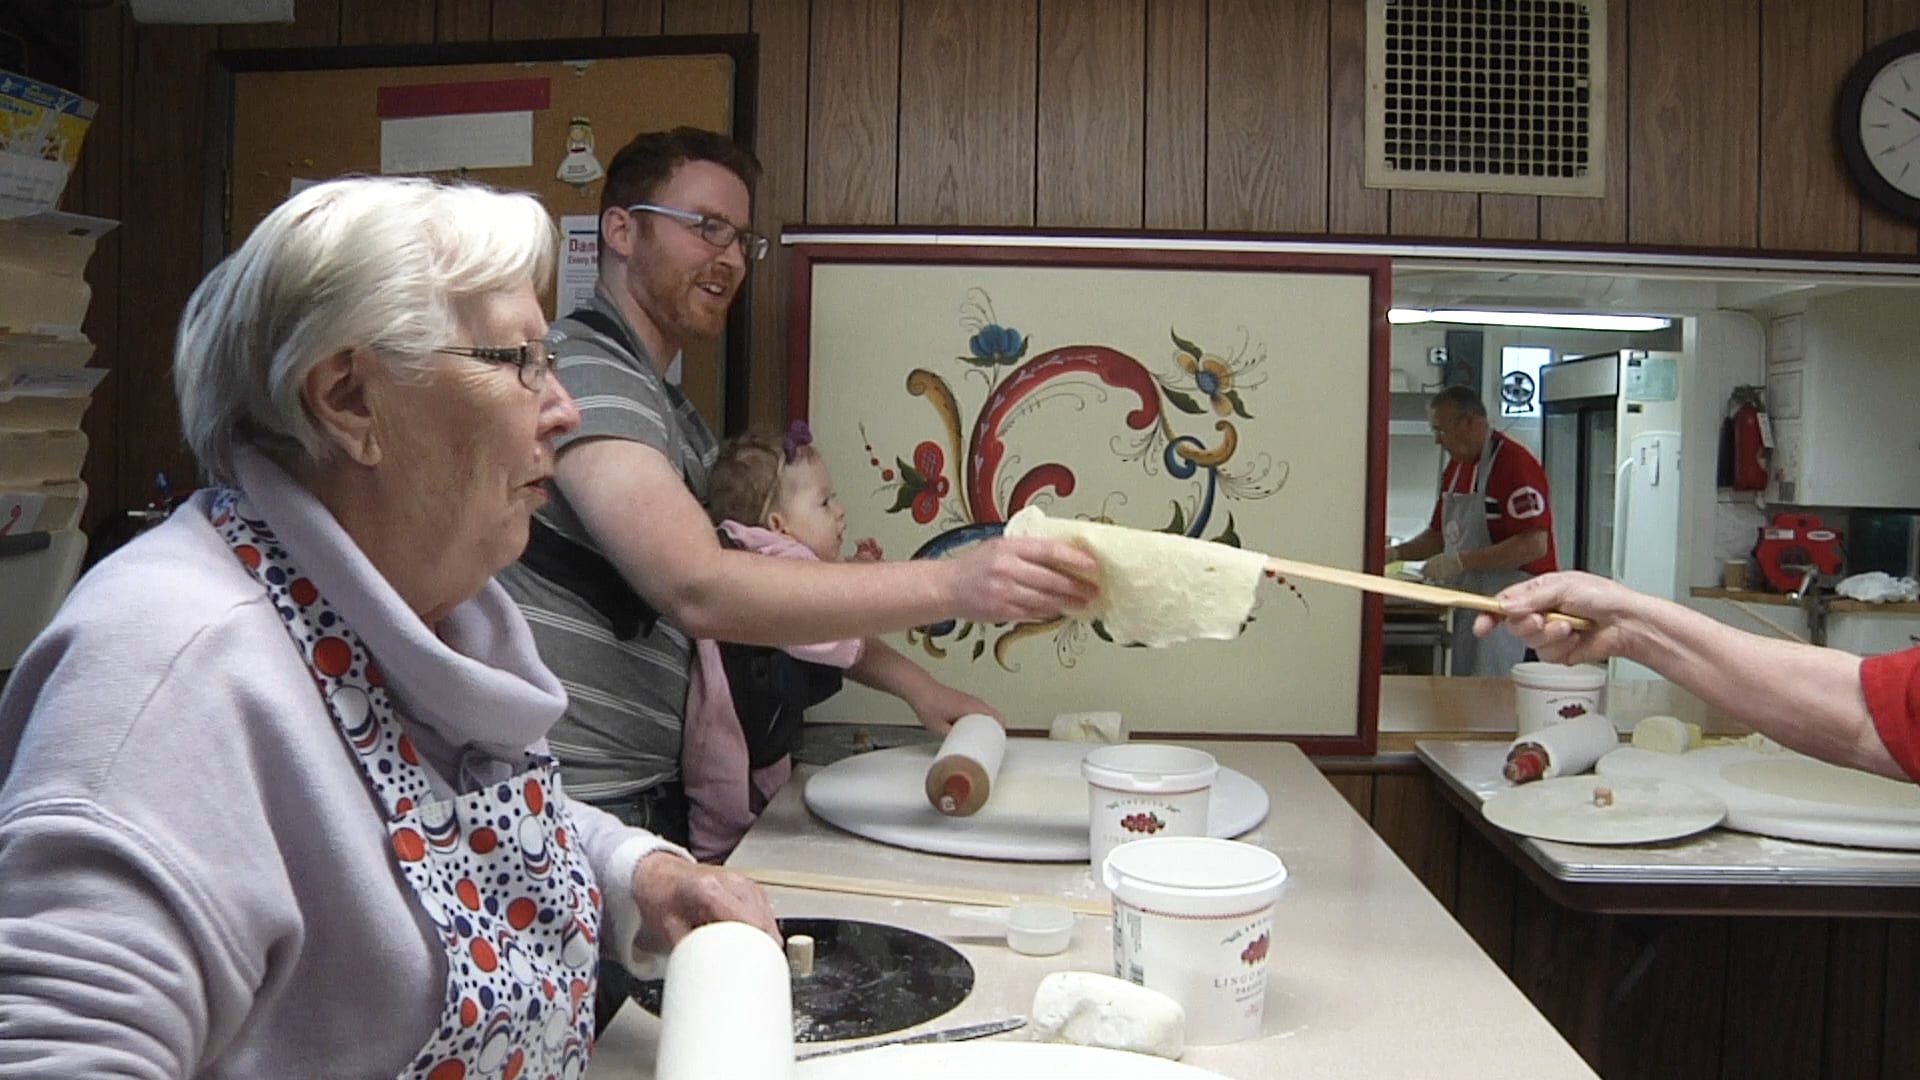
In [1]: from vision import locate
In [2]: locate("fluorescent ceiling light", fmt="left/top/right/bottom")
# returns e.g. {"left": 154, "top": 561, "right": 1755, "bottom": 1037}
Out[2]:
{"left": 1388, "top": 308, "right": 1672, "bottom": 332}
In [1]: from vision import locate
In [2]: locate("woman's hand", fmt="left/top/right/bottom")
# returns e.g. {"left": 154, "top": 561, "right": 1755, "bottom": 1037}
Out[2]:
{"left": 630, "top": 851, "right": 779, "bottom": 950}
{"left": 907, "top": 683, "right": 1002, "bottom": 736}
{"left": 1474, "top": 571, "right": 1645, "bottom": 665}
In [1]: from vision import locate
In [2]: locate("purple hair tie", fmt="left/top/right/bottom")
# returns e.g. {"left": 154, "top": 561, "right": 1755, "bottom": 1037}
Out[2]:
{"left": 783, "top": 420, "right": 813, "bottom": 463}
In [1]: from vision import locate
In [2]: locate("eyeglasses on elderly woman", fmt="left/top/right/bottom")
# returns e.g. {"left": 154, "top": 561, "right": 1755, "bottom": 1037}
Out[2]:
{"left": 436, "top": 339, "right": 555, "bottom": 391}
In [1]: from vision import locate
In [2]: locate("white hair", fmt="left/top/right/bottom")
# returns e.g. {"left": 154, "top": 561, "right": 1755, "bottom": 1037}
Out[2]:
{"left": 174, "top": 176, "right": 557, "bottom": 483}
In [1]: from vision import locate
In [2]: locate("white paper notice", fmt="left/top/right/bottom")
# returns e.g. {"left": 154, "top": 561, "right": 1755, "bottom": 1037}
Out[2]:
{"left": 0, "top": 150, "right": 70, "bottom": 219}
{"left": 556, "top": 214, "right": 599, "bottom": 316}
{"left": 4, "top": 366, "right": 106, "bottom": 397}
{"left": 0, "top": 492, "right": 44, "bottom": 535}
{"left": 379, "top": 112, "right": 532, "bottom": 175}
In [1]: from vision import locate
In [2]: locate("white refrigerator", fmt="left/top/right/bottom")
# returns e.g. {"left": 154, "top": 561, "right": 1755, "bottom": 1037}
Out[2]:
{"left": 1542, "top": 350, "right": 1687, "bottom": 683}
{"left": 1610, "top": 430, "right": 1683, "bottom": 681}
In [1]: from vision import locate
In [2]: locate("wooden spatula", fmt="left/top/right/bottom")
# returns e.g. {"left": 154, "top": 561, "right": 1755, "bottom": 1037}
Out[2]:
{"left": 1263, "top": 555, "right": 1594, "bottom": 632}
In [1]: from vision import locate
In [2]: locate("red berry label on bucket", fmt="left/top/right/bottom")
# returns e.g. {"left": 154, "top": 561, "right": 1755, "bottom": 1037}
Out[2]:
{"left": 1558, "top": 702, "right": 1587, "bottom": 718}
{"left": 1121, "top": 812, "right": 1166, "bottom": 834}
{"left": 1240, "top": 933, "right": 1270, "bottom": 965}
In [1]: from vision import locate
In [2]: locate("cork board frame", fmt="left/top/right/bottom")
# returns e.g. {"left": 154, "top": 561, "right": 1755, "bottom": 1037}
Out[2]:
{"left": 205, "top": 36, "right": 757, "bottom": 433}
{"left": 789, "top": 241, "right": 1391, "bottom": 755}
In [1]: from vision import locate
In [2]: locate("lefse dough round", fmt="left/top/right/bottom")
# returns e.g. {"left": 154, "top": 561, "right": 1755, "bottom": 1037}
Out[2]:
{"left": 1721, "top": 757, "right": 1920, "bottom": 811}
{"left": 1004, "top": 506, "right": 1267, "bottom": 647}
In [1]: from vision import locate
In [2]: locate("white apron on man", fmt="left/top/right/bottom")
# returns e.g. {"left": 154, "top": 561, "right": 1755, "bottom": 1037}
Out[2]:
{"left": 1439, "top": 436, "right": 1531, "bottom": 677}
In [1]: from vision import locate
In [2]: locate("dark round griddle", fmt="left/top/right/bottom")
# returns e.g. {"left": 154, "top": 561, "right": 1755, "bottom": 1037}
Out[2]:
{"left": 630, "top": 917, "right": 973, "bottom": 1043}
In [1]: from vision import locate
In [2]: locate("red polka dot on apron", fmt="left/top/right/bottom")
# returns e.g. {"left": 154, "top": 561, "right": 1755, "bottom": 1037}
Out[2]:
{"left": 507, "top": 897, "right": 537, "bottom": 930}
{"left": 392, "top": 829, "right": 425, "bottom": 862}
{"left": 312, "top": 636, "right": 351, "bottom": 677}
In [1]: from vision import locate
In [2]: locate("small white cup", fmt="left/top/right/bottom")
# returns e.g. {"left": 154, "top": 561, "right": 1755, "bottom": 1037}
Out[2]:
{"left": 947, "top": 903, "right": 1075, "bottom": 956}
{"left": 1081, "top": 744, "right": 1217, "bottom": 872}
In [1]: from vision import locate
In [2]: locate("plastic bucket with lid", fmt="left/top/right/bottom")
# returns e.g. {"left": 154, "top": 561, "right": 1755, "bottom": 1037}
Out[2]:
{"left": 1080, "top": 744, "right": 1217, "bottom": 872}
{"left": 1511, "top": 661, "right": 1608, "bottom": 735}
{"left": 1102, "top": 837, "right": 1288, "bottom": 1045}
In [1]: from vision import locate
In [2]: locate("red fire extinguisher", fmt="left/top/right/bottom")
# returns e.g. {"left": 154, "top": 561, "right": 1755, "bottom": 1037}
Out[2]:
{"left": 1722, "top": 386, "right": 1769, "bottom": 491}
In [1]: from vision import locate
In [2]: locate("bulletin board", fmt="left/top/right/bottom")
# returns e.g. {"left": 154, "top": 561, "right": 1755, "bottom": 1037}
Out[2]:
{"left": 206, "top": 37, "right": 757, "bottom": 432}
{"left": 790, "top": 242, "right": 1391, "bottom": 754}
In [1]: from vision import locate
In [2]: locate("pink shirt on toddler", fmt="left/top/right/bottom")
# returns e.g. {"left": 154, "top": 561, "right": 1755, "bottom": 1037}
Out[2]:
{"left": 683, "top": 521, "right": 865, "bottom": 861}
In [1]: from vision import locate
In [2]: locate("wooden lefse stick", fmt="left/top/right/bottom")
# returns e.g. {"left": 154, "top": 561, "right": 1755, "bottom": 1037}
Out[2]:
{"left": 743, "top": 867, "right": 1110, "bottom": 917}
{"left": 1263, "top": 556, "right": 1595, "bottom": 632}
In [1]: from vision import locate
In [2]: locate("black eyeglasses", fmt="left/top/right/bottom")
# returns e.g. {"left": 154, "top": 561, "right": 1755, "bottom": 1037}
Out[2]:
{"left": 436, "top": 340, "right": 554, "bottom": 391}
{"left": 628, "top": 203, "right": 769, "bottom": 262}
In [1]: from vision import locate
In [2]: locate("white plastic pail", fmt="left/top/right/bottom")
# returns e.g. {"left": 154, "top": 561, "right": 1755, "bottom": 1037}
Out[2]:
{"left": 1510, "top": 661, "right": 1607, "bottom": 736}
{"left": 1081, "top": 744, "right": 1217, "bottom": 871}
{"left": 1102, "top": 837, "right": 1288, "bottom": 1045}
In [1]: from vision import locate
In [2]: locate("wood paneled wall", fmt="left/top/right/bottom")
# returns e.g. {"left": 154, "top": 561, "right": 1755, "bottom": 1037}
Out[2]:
{"left": 68, "top": 0, "right": 1920, "bottom": 534}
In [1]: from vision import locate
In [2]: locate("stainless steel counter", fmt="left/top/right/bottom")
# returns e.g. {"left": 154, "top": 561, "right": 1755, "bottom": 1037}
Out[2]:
{"left": 1418, "top": 739, "right": 1920, "bottom": 890}
{"left": 588, "top": 741, "right": 1598, "bottom": 1079}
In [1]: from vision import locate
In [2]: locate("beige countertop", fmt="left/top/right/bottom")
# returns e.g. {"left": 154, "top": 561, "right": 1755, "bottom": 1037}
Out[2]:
{"left": 587, "top": 741, "right": 1598, "bottom": 1079}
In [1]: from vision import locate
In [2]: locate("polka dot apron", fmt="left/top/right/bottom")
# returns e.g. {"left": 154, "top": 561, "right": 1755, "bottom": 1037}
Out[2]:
{"left": 213, "top": 490, "right": 603, "bottom": 1080}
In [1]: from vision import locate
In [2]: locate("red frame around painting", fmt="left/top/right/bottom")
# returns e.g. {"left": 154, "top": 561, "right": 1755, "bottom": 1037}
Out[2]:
{"left": 787, "top": 240, "right": 1391, "bottom": 756}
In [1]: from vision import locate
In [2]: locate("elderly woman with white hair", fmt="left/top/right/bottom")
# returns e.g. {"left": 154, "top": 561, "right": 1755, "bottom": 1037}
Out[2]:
{"left": 0, "top": 177, "right": 776, "bottom": 1078}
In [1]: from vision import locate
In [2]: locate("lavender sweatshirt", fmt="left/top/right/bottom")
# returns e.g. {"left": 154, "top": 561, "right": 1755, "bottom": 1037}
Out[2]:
{"left": 0, "top": 452, "right": 681, "bottom": 1079}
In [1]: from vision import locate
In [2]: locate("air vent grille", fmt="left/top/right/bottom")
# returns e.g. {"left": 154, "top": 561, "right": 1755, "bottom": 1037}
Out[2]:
{"left": 1366, "top": 0, "right": 1607, "bottom": 197}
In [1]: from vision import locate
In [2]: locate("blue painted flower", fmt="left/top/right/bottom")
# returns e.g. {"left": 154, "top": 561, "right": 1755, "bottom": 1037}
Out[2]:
{"left": 966, "top": 324, "right": 1028, "bottom": 366}
{"left": 1177, "top": 349, "right": 1238, "bottom": 415}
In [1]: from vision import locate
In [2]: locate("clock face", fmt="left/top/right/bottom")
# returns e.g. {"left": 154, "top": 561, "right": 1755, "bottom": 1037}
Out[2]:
{"left": 1857, "top": 54, "right": 1920, "bottom": 198}
{"left": 1841, "top": 33, "right": 1920, "bottom": 222}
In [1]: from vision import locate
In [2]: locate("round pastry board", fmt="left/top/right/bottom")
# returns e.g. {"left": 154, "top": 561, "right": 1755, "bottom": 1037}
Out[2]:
{"left": 1481, "top": 775, "right": 1727, "bottom": 845}
{"left": 803, "top": 739, "right": 1270, "bottom": 861}
{"left": 796, "top": 1041, "right": 1230, "bottom": 1078}
{"left": 629, "top": 918, "right": 972, "bottom": 1043}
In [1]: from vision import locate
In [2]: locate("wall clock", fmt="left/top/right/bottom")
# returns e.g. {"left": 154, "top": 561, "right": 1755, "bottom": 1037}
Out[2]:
{"left": 1838, "top": 30, "right": 1920, "bottom": 224}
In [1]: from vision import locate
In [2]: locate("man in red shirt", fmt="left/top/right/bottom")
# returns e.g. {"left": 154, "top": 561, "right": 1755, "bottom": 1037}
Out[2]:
{"left": 1386, "top": 385, "right": 1557, "bottom": 677}
{"left": 1481, "top": 573, "right": 1916, "bottom": 783}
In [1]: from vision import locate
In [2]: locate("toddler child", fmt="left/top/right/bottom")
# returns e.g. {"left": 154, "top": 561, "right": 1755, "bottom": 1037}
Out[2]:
{"left": 683, "top": 421, "right": 998, "bottom": 861}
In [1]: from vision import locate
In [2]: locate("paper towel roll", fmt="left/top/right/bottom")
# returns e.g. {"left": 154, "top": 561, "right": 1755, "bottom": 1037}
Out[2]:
{"left": 655, "top": 921, "right": 794, "bottom": 1080}
{"left": 1504, "top": 713, "right": 1621, "bottom": 783}
{"left": 924, "top": 713, "right": 1007, "bottom": 816}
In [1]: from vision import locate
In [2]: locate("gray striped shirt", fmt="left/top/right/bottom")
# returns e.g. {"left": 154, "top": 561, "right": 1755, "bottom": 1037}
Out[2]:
{"left": 495, "top": 290, "right": 717, "bottom": 801}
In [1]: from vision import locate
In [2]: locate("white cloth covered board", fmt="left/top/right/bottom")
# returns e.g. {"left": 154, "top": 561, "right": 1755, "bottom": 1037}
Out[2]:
{"left": 1597, "top": 745, "right": 1920, "bottom": 850}
{"left": 804, "top": 739, "right": 1270, "bottom": 861}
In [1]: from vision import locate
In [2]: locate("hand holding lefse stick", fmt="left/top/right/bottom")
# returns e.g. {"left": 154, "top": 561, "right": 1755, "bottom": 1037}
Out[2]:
{"left": 1474, "top": 571, "right": 1633, "bottom": 664}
